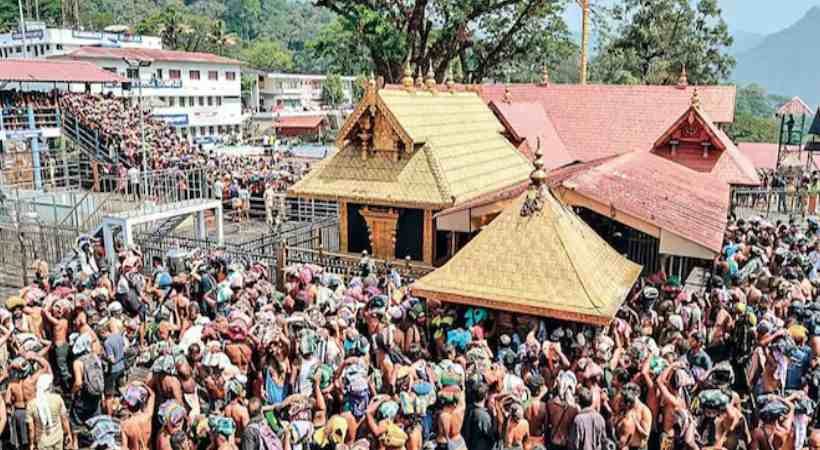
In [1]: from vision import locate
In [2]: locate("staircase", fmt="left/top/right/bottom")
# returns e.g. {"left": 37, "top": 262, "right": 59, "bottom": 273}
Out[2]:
{"left": 146, "top": 213, "right": 191, "bottom": 240}
{"left": 61, "top": 110, "right": 133, "bottom": 187}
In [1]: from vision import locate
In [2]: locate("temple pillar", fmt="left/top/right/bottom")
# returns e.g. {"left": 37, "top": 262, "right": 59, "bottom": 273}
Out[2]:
{"left": 423, "top": 209, "right": 433, "bottom": 265}
{"left": 339, "top": 201, "right": 348, "bottom": 253}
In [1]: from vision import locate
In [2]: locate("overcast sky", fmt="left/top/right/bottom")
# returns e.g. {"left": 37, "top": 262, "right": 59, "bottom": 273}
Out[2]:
{"left": 563, "top": 0, "right": 820, "bottom": 35}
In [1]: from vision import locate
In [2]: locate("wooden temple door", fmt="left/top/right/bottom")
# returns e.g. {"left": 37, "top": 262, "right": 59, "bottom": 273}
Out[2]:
{"left": 360, "top": 206, "right": 399, "bottom": 260}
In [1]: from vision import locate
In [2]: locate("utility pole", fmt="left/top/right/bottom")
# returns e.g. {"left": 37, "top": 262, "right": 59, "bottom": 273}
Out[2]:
{"left": 17, "top": 0, "right": 28, "bottom": 58}
{"left": 577, "top": 0, "right": 590, "bottom": 84}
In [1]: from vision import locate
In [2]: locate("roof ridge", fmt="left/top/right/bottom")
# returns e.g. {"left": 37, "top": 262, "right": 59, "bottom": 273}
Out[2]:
{"left": 544, "top": 191, "right": 604, "bottom": 313}
{"left": 423, "top": 141, "right": 454, "bottom": 202}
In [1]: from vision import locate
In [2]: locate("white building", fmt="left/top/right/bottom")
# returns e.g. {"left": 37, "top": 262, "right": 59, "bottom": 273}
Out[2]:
{"left": 256, "top": 73, "right": 357, "bottom": 113}
{"left": 0, "top": 21, "right": 161, "bottom": 60}
{"left": 52, "top": 47, "right": 243, "bottom": 140}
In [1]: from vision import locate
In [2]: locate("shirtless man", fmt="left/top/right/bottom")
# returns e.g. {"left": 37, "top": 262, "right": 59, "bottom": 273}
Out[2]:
{"left": 121, "top": 382, "right": 155, "bottom": 450}
{"left": 5, "top": 353, "right": 50, "bottom": 450}
{"left": 616, "top": 384, "right": 651, "bottom": 450}
{"left": 657, "top": 362, "right": 690, "bottom": 450}
{"left": 750, "top": 400, "right": 793, "bottom": 450}
{"left": 436, "top": 386, "right": 466, "bottom": 450}
{"left": 502, "top": 401, "right": 530, "bottom": 450}
{"left": 525, "top": 375, "right": 548, "bottom": 450}
{"left": 43, "top": 299, "right": 69, "bottom": 391}
{"left": 224, "top": 379, "right": 250, "bottom": 440}
{"left": 211, "top": 416, "right": 239, "bottom": 450}
{"left": 544, "top": 371, "right": 579, "bottom": 450}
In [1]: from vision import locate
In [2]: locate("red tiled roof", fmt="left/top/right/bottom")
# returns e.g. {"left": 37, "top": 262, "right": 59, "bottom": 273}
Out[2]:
{"left": 480, "top": 84, "right": 736, "bottom": 162}
{"left": 653, "top": 105, "right": 760, "bottom": 186}
{"left": 777, "top": 97, "right": 812, "bottom": 117}
{"left": 737, "top": 143, "right": 779, "bottom": 170}
{"left": 55, "top": 47, "right": 241, "bottom": 65}
{"left": 737, "top": 142, "right": 818, "bottom": 170}
{"left": 558, "top": 152, "right": 730, "bottom": 253}
{"left": 273, "top": 115, "right": 325, "bottom": 129}
{"left": 0, "top": 59, "right": 127, "bottom": 83}
{"left": 489, "top": 100, "right": 575, "bottom": 169}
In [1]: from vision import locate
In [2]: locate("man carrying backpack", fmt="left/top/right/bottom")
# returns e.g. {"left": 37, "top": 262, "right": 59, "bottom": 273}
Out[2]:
{"left": 70, "top": 334, "right": 105, "bottom": 448}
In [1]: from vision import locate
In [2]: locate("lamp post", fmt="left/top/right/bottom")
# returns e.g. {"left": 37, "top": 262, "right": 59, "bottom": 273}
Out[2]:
{"left": 122, "top": 57, "right": 153, "bottom": 196}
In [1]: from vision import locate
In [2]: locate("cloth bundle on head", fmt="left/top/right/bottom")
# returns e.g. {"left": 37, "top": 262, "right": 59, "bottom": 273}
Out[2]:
{"left": 72, "top": 333, "right": 92, "bottom": 355}
{"left": 697, "top": 389, "right": 730, "bottom": 411}
{"left": 123, "top": 384, "right": 149, "bottom": 410}
{"left": 208, "top": 415, "right": 237, "bottom": 437}
{"left": 378, "top": 400, "right": 400, "bottom": 420}
{"left": 86, "top": 415, "right": 122, "bottom": 450}
{"left": 557, "top": 370, "right": 577, "bottom": 404}
{"left": 159, "top": 400, "right": 187, "bottom": 427}
{"left": 152, "top": 355, "right": 178, "bottom": 376}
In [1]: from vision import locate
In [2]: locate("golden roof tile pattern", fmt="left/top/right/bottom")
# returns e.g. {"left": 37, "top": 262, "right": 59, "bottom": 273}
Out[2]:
{"left": 412, "top": 190, "right": 642, "bottom": 325}
{"left": 290, "top": 89, "right": 532, "bottom": 207}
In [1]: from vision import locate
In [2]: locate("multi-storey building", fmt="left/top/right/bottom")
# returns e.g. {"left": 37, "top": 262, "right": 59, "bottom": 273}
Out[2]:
{"left": 256, "top": 73, "right": 357, "bottom": 113}
{"left": 0, "top": 21, "right": 161, "bottom": 60}
{"left": 52, "top": 47, "right": 243, "bottom": 140}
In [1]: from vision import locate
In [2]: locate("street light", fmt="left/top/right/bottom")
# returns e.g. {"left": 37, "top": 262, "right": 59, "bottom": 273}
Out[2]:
{"left": 122, "top": 57, "right": 153, "bottom": 197}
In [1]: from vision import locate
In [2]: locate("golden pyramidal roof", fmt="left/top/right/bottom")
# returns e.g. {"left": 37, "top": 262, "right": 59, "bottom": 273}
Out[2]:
{"left": 412, "top": 184, "right": 642, "bottom": 325}
{"left": 288, "top": 86, "right": 532, "bottom": 208}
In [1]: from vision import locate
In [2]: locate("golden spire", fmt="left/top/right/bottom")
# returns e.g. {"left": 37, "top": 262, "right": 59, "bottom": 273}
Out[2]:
{"left": 424, "top": 66, "right": 436, "bottom": 90}
{"left": 530, "top": 138, "right": 547, "bottom": 189}
{"left": 541, "top": 65, "right": 550, "bottom": 86}
{"left": 415, "top": 70, "right": 424, "bottom": 89}
{"left": 677, "top": 63, "right": 688, "bottom": 89}
{"left": 445, "top": 65, "right": 455, "bottom": 92}
{"left": 503, "top": 85, "right": 512, "bottom": 103}
{"left": 691, "top": 87, "right": 701, "bottom": 109}
{"left": 402, "top": 61, "right": 414, "bottom": 91}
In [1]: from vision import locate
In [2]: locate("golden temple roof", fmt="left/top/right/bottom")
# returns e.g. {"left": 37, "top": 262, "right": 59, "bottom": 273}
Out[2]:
{"left": 412, "top": 187, "right": 642, "bottom": 325}
{"left": 288, "top": 88, "right": 532, "bottom": 208}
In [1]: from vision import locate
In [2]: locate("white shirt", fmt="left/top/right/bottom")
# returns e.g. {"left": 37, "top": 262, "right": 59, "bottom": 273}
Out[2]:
{"left": 127, "top": 167, "right": 140, "bottom": 184}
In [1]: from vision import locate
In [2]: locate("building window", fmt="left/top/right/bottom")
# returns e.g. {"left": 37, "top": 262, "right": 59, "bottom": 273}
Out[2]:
{"left": 45, "top": 44, "right": 50, "bottom": 50}
{"left": 225, "top": 71, "right": 236, "bottom": 81}
{"left": 198, "top": 97, "right": 204, "bottom": 107}
{"left": 207, "top": 96, "right": 213, "bottom": 106}
{"left": 15, "top": 47, "right": 21, "bottom": 53}
{"left": 126, "top": 68, "right": 139, "bottom": 80}
{"left": 201, "top": 126, "right": 207, "bottom": 135}
{"left": 209, "top": 126, "right": 214, "bottom": 135}
{"left": 156, "top": 69, "right": 163, "bottom": 79}
{"left": 189, "top": 70, "right": 200, "bottom": 80}
{"left": 103, "top": 67, "right": 117, "bottom": 74}
{"left": 208, "top": 71, "right": 218, "bottom": 81}
{"left": 216, "top": 97, "right": 222, "bottom": 106}
{"left": 168, "top": 97, "right": 175, "bottom": 107}
{"left": 169, "top": 69, "right": 181, "bottom": 80}
{"left": 56, "top": 44, "right": 62, "bottom": 50}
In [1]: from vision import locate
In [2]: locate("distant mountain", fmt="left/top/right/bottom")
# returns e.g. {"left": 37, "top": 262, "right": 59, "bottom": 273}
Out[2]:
{"left": 733, "top": 6, "right": 820, "bottom": 108}
{"left": 728, "top": 30, "right": 765, "bottom": 57}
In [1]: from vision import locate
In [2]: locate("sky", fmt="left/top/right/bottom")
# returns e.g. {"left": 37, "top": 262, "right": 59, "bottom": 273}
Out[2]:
{"left": 563, "top": 0, "right": 820, "bottom": 35}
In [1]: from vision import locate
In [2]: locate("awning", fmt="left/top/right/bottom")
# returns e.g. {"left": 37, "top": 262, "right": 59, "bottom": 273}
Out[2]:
{"left": 273, "top": 115, "right": 324, "bottom": 129}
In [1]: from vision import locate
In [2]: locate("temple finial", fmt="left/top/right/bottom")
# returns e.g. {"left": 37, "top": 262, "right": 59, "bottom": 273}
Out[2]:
{"left": 677, "top": 63, "right": 688, "bottom": 89}
{"left": 691, "top": 87, "right": 701, "bottom": 109}
{"left": 530, "top": 137, "right": 546, "bottom": 190}
{"left": 402, "top": 60, "right": 414, "bottom": 91}
{"left": 425, "top": 66, "right": 436, "bottom": 91}
{"left": 445, "top": 65, "right": 455, "bottom": 92}
{"left": 503, "top": 85, "right": 512, "bottom": 103}
{"left": 541, "top": 65, "right": 550, "bottom": 86}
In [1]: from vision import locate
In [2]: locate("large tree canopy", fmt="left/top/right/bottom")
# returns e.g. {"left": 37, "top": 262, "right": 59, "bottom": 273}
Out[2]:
{"left": 312, "top": 0, "right": 574, "bottom": 83}
{"left": 591, "top": 0, "right": 734, "bottom": 85}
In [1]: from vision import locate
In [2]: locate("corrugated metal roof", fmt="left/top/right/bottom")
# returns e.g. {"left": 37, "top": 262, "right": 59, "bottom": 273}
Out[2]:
{"left": 55, "top": 46, "right": 241, "bottom": 65}
{"left": 0, "top": 59, "right": 127, "bottom": 83}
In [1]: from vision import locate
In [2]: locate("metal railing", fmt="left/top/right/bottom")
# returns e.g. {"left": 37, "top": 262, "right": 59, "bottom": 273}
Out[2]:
{"left": 0, "top": 159, "right": 83, "bottom": 191}
{"left": 731, "top": 187, "right": 815, "bottom": 220}
{"left": 238, "top": 215, "right": 339, "bottom": 254}
{"left": 283, "top": 246, "right": 434, "bottom": 282}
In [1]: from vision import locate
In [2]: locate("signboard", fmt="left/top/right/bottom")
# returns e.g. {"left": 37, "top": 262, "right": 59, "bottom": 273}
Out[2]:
{"left": 72, "top": 30, "right": 143, "bottom": 43}
{"left": 12, "top": 30, "right": 44, "bottom": 41}
{"left": 153, "top": 114, "right": 189, "bottom": 126}
{"left": 104, "top": 79, "right": 183, "bottom": 89}
{"left": 193, "top": 111, "right": 219, "bottom": 119}
{"left": 1, "top": 129, "right": 41, "bottom": 140}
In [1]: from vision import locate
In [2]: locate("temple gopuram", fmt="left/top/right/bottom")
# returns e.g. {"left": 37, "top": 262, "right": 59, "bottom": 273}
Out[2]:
{"left": 289, "top": 70, "right": 532, "bottom": 265}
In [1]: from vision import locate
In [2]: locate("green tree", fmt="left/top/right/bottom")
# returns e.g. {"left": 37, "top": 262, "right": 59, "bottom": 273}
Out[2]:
{"left": 592, "top": 0, "right": 735, "bottom": 85}
{"left": 238, "top": 39, "right": 294, "bottom": 72}
{"left": 352, "top": 75, "right": 366, "bottom": 102}
{"left": 209, "top": 20, "right": 239, "bottom": 56}
{"left": 307, "top": 18, "right": 372, "bottom": 75}
{"left": 321, "top": 74, "right": 345, "bottom": 108}
{"left": 313, "top": 0, "right": 572, "bottom": 83}
{"left": 727, "top": 112, "right": 779, "bottom": 143}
